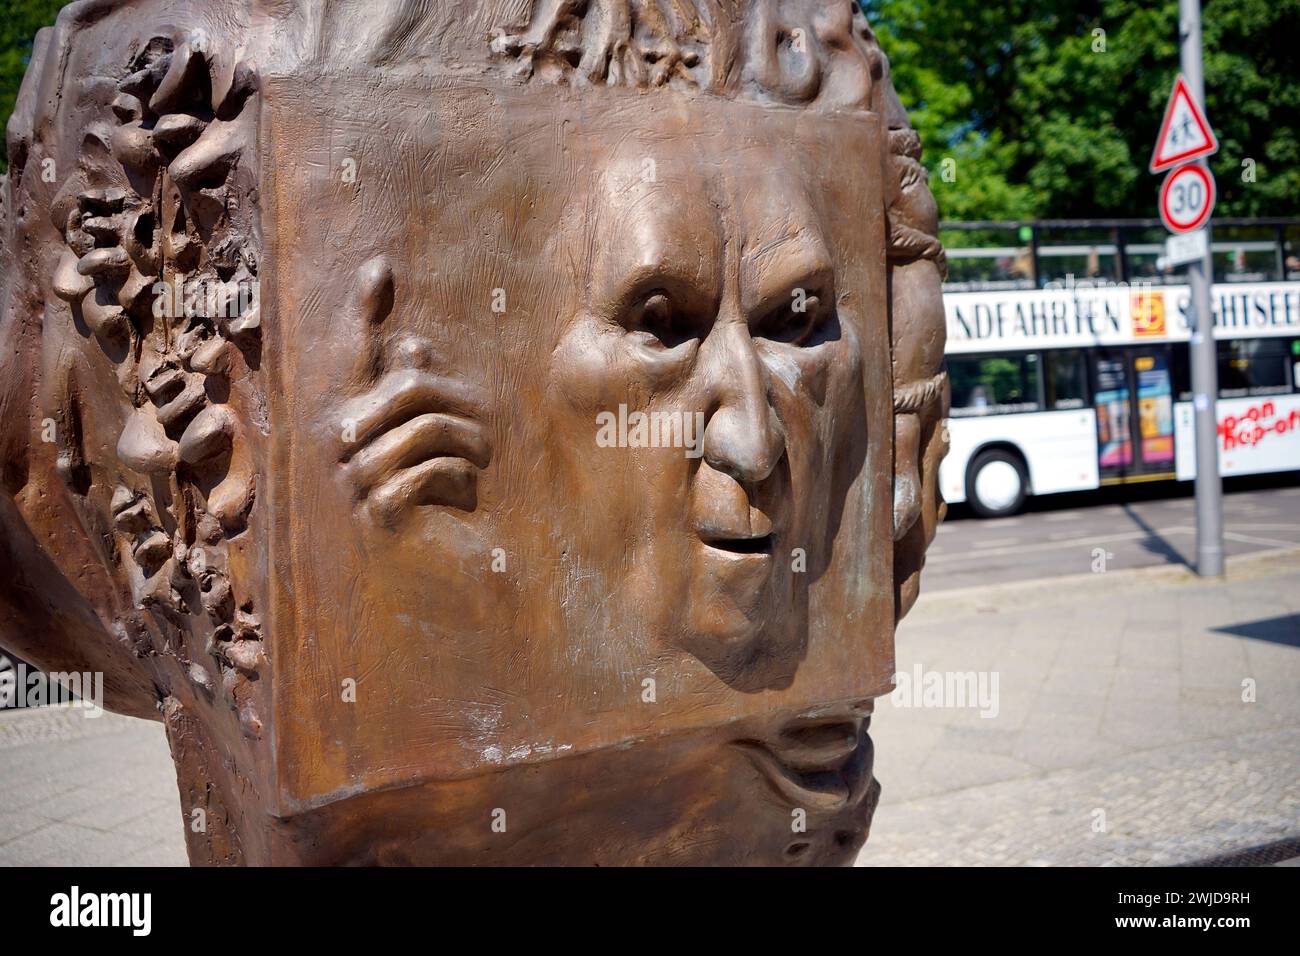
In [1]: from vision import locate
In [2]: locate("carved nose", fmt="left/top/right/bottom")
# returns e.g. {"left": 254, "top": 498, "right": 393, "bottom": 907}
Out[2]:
{"left": 701, "top": 322, "right": 785, "bottom": 484}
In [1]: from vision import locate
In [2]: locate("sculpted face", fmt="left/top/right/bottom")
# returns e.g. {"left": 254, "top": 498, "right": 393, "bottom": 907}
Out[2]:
{"left": 266, "top": 82, "right": 893, "bottom": 806}
{"left": 0, "top": 0, "right": 949, "bottom": 866}
{"left": 546, "top": 138, "right": 864, "bottom": 689}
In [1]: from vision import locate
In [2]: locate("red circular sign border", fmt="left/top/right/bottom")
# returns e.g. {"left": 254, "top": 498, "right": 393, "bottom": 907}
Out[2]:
{"left": 1160, "top": 164, "right": 1215, "bottom": 234}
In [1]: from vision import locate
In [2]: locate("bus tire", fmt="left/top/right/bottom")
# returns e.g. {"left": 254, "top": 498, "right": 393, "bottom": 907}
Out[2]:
{"left": 967, "top": 448, "right": 1029, "bottom": 518}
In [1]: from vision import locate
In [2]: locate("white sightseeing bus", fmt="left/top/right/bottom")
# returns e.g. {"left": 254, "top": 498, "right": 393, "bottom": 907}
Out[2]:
{"left": 940, "top": 220, "right": 1300, "bottom": 517}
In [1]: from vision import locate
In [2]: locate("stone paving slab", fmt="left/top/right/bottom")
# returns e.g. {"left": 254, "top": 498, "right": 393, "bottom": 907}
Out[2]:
{"left": 857, "top": 549, "right": 1300, "bottom": 866}
{"left": 860, "top": 728, "right": 1300, "bottom": 867}
{"left": 0, "top": 706, "right": 186, "bottom": 867}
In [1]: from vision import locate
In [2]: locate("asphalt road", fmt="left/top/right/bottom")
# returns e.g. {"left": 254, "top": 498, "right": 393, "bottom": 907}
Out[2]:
{"left": 925, "top": 473, "right": 1300, "bottom": 591}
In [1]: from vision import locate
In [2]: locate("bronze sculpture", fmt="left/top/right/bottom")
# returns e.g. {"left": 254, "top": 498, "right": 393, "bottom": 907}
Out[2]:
{"left": 0, "top": 0, "right": 947, "bottom": 865}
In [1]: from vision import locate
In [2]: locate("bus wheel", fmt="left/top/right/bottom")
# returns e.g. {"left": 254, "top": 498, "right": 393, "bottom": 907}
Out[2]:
{"left": 968, "top": 449, "right": 1028, "bottom": 518}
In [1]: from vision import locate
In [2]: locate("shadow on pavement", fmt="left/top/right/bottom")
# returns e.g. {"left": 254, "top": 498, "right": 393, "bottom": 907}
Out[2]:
{"left": 1121, "top": 502, "right": 1193, "bottom": 568}
{"left": 1213, "top": 614, "right": 1300, "bottom": 649}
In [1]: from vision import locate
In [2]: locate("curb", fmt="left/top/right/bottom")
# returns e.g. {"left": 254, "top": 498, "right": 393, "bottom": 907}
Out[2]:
{"left": 906, "top": 545, "right": 1300, "bottom": 624}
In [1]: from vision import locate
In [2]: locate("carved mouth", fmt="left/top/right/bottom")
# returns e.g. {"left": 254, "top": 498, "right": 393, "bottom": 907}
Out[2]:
{"left": 767, "top": 719, "right": 863, "bottom": 771}
{"left": 734, "top": 717, "right": 874, "bottom": 813}
{"left": 702, "top": 533, "right": 774, "bottom": 555}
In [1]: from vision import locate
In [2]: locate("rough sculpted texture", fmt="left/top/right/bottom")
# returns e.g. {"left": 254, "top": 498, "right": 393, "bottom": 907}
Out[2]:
{"left": 0, "top": 0, "right": 946, "bottom": 865}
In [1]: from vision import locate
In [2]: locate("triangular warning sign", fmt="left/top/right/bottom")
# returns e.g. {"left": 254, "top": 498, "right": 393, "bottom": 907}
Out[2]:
{"left": 1150, "top": 74, "right": 1218, "bottom": 173}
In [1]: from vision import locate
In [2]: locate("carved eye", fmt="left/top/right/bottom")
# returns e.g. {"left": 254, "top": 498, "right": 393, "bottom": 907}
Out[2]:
{"left": 755, "top": 292, "right": 827, "bottom": 347}
{"left": 626, "top": 290, "right": 699, "bottom": 349}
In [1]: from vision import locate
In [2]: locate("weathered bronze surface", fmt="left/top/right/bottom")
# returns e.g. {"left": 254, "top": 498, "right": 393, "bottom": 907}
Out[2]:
{"left": 0, "top": 0, "right": 947, "bottom": 865}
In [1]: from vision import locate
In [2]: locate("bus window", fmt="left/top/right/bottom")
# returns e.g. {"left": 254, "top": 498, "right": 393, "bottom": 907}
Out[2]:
{"left": 1044, "top": 350, "right": 1088, "bottom": 409}
{"left": 1171, "top": 344, "right": 1193, "bottom": 402}
{"left": 1217, "top": 339, "right": 1294, "bottom": 398}
{"left": 948, "top": 354, "right": 1043, "bottom": 417}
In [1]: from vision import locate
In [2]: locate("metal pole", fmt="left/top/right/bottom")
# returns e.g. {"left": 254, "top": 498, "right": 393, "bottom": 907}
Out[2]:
{"left": 1180, "top": 0, "right": 1225, "bottom": 576}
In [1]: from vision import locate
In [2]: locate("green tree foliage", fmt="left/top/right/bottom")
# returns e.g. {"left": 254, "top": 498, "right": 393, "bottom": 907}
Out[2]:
{"left": 1, "top": 0, "right": 67, "bottom": 173}
{"left": 864, "top": 0, "right": 1300, "bottom": 220}
{"left": 2, "top": 1, "right": 1296, "bottom": 216}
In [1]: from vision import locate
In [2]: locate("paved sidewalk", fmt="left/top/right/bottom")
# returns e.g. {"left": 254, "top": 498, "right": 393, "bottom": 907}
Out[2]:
{"left": 857, "top": 549, "right": 1300, "bottom": 866}
{"left": 0, "top": 706, "right": 185, "bottom": 866}
{"left": 2, "top": 551, "right": 1297, "bottom": 867}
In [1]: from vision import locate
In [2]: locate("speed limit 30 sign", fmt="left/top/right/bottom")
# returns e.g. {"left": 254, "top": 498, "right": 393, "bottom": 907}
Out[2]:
{"left": 1159, "top": 163, "right": 1215, "bottom": 234}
